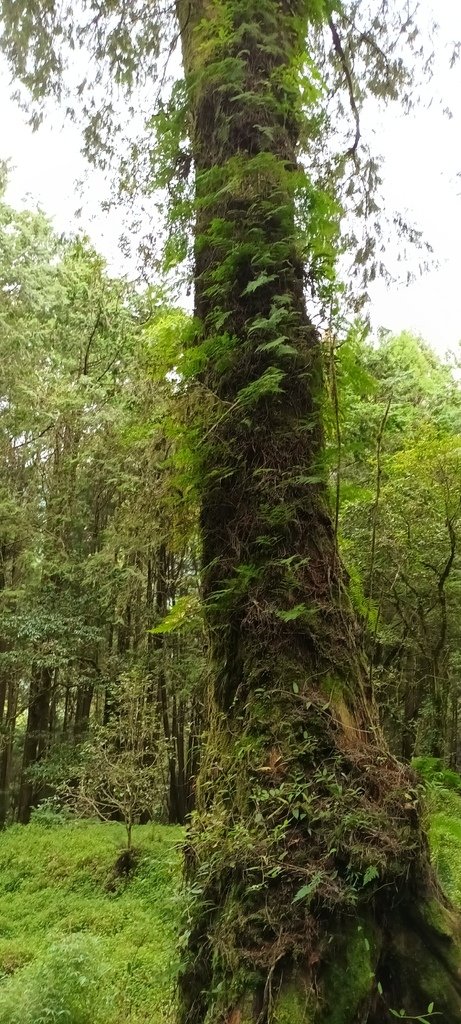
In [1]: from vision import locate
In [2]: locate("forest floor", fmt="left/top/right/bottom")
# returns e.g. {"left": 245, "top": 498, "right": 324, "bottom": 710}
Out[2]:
{"left": 0, "top": 786, "right": 459, "bottom": 1023}
{"left": 0, "top": 820, "right": 183, "bottom": 1023}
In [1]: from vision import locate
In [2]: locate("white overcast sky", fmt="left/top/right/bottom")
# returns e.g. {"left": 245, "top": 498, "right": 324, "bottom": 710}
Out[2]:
{"left": 2, "top": 2, "right": 461, "bottom": 355}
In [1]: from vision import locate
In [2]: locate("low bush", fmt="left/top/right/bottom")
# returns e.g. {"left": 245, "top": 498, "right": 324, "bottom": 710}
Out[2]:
{"left": 0, "top": 935, "right": 112, "bottom": 1024}
{"left": 412, "top": 755, "right": 461, "bottom": 793}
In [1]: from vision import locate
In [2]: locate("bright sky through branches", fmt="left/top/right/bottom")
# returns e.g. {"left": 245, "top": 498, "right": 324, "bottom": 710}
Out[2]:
{"left": 1, "top": 1, "right": 461, "bottom": 354}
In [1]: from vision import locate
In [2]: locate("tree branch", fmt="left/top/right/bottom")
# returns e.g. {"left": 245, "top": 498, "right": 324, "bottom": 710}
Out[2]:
{"left": 328, "top": 16, "right": 361, "bottom": 163}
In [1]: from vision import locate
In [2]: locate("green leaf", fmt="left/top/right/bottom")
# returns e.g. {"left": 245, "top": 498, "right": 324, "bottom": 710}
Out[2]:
{"left": 149, "top": 594, "right": 203, "bottom": 635}
{"left": 236, "top": 366, "right": 285, "bottom": 407}
{"left": 277, "top": 604, "right": 310, "bottom": 623}
{"left": 248, "top": 307, "right": 287, "bottom": 334}
{"left": 242, "top": 272, "right": 276, "bottom": 295}
{"left": 362, "top": 865, "right": 379, "bottom": 886}
{"left": 292, "top": 872, "right": 323, "bottom": 904}
{"left": 256, "top": 337, "right": 298, "bottom": 357}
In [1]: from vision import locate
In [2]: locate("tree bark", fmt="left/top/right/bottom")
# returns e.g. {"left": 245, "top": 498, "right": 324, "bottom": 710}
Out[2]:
{"left": 17, "top": 665, "right": 53, "bottom": 823}
{"left": 0, "top": 679, "right": 18, "bottom": 827}
{"left": 176, "top": 1, "right": 461, "bottom": 1021}
{"left": 74, "top": 680, "right": 94, "bottom": 739}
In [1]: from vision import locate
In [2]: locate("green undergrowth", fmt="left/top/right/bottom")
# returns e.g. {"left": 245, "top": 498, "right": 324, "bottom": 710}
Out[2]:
{"left": 411, "top": 756, "right": 461, "bottom": 908}
{"left": 0, "top": 821, "right": 183, "bottom": 1024}
{"left": 428, "top": 787, "right": 461, "bottom": 907}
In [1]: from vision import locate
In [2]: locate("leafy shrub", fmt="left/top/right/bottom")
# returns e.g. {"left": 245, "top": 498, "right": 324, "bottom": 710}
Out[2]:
{"left": 412, "top": 756, "right": 461, "bottom": 793}
{"left": 30, "top": 798, "right": 75, "bottom": 828}
{"left": 0, "top": 935, "right": 112, "bottom": 1024}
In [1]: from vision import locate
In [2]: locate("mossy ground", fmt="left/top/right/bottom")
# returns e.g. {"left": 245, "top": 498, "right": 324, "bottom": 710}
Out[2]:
{"left": 0, "top": 820, "right": 183, "bottom": 1023}
{"left": 429, "top": 788, "right": 461, "bottom": 905}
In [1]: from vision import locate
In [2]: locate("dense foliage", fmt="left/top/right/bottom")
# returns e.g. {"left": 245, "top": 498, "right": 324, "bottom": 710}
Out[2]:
{"left": 331, "top": 329, "right": 461, "bottom": 764}
{"left": 0, "top": 184, "right": 203, "bottom": 827}
{"left": 1, "top": 185, "right": 461, "bottom": 831}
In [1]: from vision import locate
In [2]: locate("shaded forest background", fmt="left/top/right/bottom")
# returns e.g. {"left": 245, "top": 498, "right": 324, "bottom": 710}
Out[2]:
{"left": 1, "top": 182, "right": 460, "bottom": 830}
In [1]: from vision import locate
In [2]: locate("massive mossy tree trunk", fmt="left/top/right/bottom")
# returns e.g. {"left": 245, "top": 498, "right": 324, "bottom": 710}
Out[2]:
{"left": 176, "top": 1, "right": 461, "bottom": 1021}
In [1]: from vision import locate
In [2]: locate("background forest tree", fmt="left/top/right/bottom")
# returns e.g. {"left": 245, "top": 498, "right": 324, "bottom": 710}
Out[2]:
{"left": 331, "top": 329, "right": 461, "bottom": 764}
{"left": 0, "top": 185, "right": 203, "bottom": 827}
{"left": 1, "top": 1, "right": 461, "bottom": 1023}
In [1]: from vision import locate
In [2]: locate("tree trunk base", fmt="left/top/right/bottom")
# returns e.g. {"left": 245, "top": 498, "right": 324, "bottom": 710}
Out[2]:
{"left": 192, "top": 898, "right": 461, "bottom": 1024}
{"left": 178, "top": 693, "right": 461, "bottom": 1024}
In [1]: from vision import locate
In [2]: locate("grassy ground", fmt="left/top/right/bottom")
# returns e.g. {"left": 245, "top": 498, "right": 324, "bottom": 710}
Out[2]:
{"left": 429, "top": 788, "right": 461, "bottom": 907}
{"left": 0, "top": 783, "right": 460, "bottom": 1024}
{"left": 0, "top": 820, "right": 183, "bottom": 1023}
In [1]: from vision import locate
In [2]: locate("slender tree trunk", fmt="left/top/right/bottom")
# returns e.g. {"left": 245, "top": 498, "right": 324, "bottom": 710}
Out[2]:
{"left": 429, "top": 519, "right": 456, "bottom": 759}
{"left": 176, "top": 2, "right": 461, "bottom": 1021}
{"left": 401, "top": 653, "right": 421, "bottom": 761}
{"left": 74, "top": 682, "right": 94, "bottom": 739}
{"left": 450, "top": 682, "right": 459, "bottom": 768}
{"left": 153, "top": 543, "right": 185, "bottom": 824}
{"left": 0, "top": 679, "right": 18, "bottom": 826}
{"left": 171, "top": 694, "right": 188, "bottom": 825}
{"left": 62, "top": 683, "right": 71, "bottom": 737}
{"left": 17, "top": 665, "right": 53, "bottom": 823}
{"left": 0, "top": 557, "right": 13, "bottom": 825}
{"left": 0, "top": 676, "right": 6, "bottom": 727}
{"left": 104, "top": 601, "right": 131, "bottom": 724}
{"left": 185, "top": 695, "right": 201, "bottom": 817}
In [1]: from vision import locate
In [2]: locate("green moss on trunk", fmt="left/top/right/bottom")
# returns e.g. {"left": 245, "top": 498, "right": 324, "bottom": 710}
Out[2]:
{"left": 318, "top": 921, "right": 378, "bottom": 1024}
{"left": 273, "top": 983, "right": 313, "bottom": 1024}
